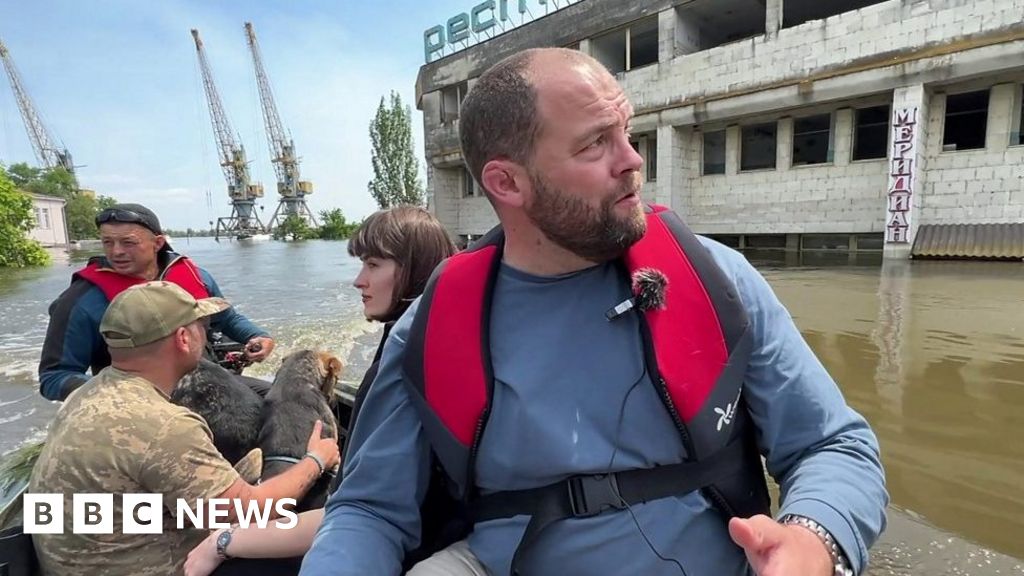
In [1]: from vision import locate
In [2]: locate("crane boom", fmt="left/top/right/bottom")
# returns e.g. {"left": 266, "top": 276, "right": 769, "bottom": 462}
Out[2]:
{"left": 244, "top": 22, "right": 316, "bottom": 228}
{"left": 0, "top": 38, "right": 74, "bottom": 173}
{"left": 191, "top": 28, "right": 264, "bottom": 239}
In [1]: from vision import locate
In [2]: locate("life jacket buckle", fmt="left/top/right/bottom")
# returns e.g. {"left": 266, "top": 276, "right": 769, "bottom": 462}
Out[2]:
{"left": 567, "top": 473, "right": 625, "bottom": 517}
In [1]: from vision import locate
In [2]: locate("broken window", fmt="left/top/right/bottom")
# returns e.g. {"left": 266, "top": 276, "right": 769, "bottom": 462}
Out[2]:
{"left": 792, "top": 114, "right": 832, "bottom": 165}
{"left": 461, "top": 166, "right": 481, "bottom": 198}
{"left": 703, "top": 130, "right": 726, "bottom": 175}
{"left": 852, "top": 105, "right": 889, "bottom": 160}
{"left": 783, "top": 0, "right": 890, "bottom": 28}
{"left": 457, "top": 234, "right": 480, "bottom": 250}
{"left": 592, "top": 16, "right": 659, "bottom": 75}
{"left": 441, "top": 81, "right": 468, "bottom": 124}
{"left": 646, "top": 136, "right": 658, "bottom": 182}
{"left": 674, "top": 2, "right": 765, "bottom": 52}
{"left": 1018, "top": 85, "right": 1024, "bottom": 146}
{"left": 630, "top": 17, "right": 659, "bottom": 69}
{"left": 741, "top": 122, "right": 777, "bottom": 171}
{"left": 943, "top": 89, "right": 989, "bottom": 152}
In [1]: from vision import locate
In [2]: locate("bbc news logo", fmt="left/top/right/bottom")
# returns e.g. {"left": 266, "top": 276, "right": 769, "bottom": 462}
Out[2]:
{"left": 24, "top": 493, "right": 298, "bottom": 534}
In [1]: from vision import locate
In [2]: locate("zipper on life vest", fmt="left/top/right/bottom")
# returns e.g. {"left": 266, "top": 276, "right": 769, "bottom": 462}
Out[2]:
{"left": 466, "top": 401, "right": 492, "bottom": 500}
{"left": 635, "top": 311, "right": 696, "bottom": 458}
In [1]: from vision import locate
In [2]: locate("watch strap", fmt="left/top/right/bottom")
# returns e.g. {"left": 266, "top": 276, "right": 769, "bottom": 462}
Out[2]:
{"left": 779, "top": 514, "right": 854, "bottom": 576}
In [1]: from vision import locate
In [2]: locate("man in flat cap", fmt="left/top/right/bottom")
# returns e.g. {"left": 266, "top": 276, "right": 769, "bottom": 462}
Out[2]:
{"left": 38, "top": 203, "right": 275, "bottom": 401}
{"left": 29, "top": 281, "right": 339, "bottom": 576}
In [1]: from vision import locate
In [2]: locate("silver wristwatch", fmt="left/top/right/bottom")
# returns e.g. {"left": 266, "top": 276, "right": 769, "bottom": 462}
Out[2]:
{"left": 779, "top": 514, "right": 854, "bottom": 576}
{"left": 215, "top": 528, "right": 234, "bottom": 560}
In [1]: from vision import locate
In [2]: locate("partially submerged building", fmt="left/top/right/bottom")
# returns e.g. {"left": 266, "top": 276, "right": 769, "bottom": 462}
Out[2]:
{"left": 29, "top": 193, "right": 69, "bottom": 248}
{"left": 416, "top": 0, "right": 1024, "bottom": 259}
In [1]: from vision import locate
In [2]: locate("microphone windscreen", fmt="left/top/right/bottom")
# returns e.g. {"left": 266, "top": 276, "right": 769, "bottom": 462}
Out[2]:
{"left": 632, "top": 268, "right": 668, "bottom": 312}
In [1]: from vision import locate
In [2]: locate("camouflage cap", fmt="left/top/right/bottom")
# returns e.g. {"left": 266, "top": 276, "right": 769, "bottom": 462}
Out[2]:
{"left": 100, "top": 281, "right": 230, "bottom": 349}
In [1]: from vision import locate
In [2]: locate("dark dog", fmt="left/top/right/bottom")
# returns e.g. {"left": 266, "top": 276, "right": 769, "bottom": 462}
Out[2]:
{"left": 171, "top": 359, "right": 264, "bottom": 466}
{"left": 258, "top": 350, "right": 343, "bottom": 511}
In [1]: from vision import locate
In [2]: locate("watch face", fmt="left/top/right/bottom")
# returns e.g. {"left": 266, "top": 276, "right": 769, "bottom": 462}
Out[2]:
{"left": 216, "top": 530, "right": 231, "bottom": 557}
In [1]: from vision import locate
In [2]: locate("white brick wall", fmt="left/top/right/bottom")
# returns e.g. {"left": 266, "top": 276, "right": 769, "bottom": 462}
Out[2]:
{"left": 422, "top": 0, "right": 1024, "bottom": 239}
{"left": 622, "top": 0, "right": 1024, "bottom": 112}
{"left": 920, "top": 87, "right": 1024, "bottom": 223}
{"left": 680, "top": 104, "right": 889, "bottom": 235}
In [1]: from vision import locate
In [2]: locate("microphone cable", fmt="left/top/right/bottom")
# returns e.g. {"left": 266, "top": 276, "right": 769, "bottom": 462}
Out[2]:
{"left": 604, "top": 366, "right": 689, "bottom": 576}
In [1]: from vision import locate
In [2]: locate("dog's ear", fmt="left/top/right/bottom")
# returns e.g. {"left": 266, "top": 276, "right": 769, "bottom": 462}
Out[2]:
{"left": 318, "top": 353, "right": 344, "bottom": 397}
{"left": 327, "top": 356, "right": 343, "bottom": 379}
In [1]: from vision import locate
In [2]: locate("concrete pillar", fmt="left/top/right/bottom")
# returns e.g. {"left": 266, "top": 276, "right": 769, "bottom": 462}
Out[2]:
{"left": 834, "top": 108, "right": 854, "bottom": 167}
{"left": 578, "top": 38, "right": 592, "bottom": 56}
{"left": 665, "top": 7, "right": 702, "bottom": 57}
{"left": 725, "top": 125, "right": 741, "bottom": 176}
{"left": 986, "top": 83, "right": 1016, "bottom": 152}
{"left": 884, "top": 84, "right": 929, "bottom": 259}
{"left": 658, "top": 9, "right": 676, "bottom": 62}
{"left": 766, "top": 0, "right": 784, "bottom": 39}
{"left": 777, "top": 117, "right": 793, "bottom": 171}
{"left": 656, "top": 124, "right": 686, "bottom": 210}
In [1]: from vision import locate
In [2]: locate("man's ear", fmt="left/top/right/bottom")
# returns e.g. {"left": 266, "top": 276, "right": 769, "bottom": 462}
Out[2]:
{"left": 173, "top": 326, "right": 191, "bottom": 354}
{"left": 153, "top": 234, "right": 167, "bottom": 252}
{"left": 480, "top": 159, "right": 529, "bottom": 209}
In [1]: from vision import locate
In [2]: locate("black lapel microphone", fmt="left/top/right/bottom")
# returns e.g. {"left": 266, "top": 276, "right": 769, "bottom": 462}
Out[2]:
{"left": 606, "top": 268, "right": 668, "bottom": 320}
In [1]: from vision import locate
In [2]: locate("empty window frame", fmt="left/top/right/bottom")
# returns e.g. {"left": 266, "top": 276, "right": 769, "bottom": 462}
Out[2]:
{"left": 441, "top": 81, "right": 469, "bottom": 123}
{"left": 741, "top": 123, "right": 777, "bottom": 171}
{"left": 792, "top": 114, "right": 832, "bottom": 165}
{"left": 783, "top": 0, "right": 889, "bottom": 28}
{"left": 646, "top": 136, "right": 658, "bottom": 182}
{"left": 1017, "top": 84, "right": 1024, "bottom": 146}
{"left": 592, "top": 16, "right": 659, "bottom": 75}
{"left": 943, "top": 89, "right": 989, "bottom": 152}
{"left": 852, "top": 105, "right": 889, "bottom": 160}
{"left": 461, "top": 166, "right": 480, "bottom": 198}
{"left": 703, "top": 130, "right": 726, "bottom": 175}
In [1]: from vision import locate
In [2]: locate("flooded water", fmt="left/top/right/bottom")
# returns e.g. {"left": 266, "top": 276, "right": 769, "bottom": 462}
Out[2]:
{"left": 0, "top": 240, "right": 1022, "bottom": 573}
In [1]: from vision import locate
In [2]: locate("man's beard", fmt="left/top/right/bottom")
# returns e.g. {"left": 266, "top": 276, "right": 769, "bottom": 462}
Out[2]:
{"left": 525, "top": 171, "right": 646, "bottom": 263}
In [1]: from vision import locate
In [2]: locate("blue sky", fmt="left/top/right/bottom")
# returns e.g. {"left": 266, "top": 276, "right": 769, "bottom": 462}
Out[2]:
{"left": 0, "top": 0, "right": 472, "bottom": 229}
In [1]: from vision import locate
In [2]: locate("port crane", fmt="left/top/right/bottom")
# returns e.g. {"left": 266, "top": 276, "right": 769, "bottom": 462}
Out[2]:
{"left": 244, "top": 22, "right": 317, "bottom": 231}
{"left": 191, "top": 28, "right": 265, "bottom": 240}
{"left": 0, "top": 37, "right": 75, "bottom": 174}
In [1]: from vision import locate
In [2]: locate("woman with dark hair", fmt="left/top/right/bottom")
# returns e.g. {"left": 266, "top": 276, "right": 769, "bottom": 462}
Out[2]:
{"left": 343, "top": 206, "right": 458, "bottom": 455}
{"left": 185, "top": 206, "right": 457, "bottom": 576}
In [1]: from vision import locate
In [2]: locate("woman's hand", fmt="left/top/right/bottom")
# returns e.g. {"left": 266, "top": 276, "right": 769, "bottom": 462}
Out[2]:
{"left": 184, "top": 529, "right": 225, "bottom": 576}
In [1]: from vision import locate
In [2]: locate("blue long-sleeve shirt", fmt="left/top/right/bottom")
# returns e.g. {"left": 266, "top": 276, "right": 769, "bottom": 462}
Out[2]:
{"left": 302, "top": 237, "right": 887, "bottom": 576}
{"left": 38, "top": 255, "right": 268, "bottom": 400}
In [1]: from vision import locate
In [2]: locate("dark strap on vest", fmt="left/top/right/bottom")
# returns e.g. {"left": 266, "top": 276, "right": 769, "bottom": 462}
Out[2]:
{"left": 472, "top": 435, "right": 753, "bottom": 574}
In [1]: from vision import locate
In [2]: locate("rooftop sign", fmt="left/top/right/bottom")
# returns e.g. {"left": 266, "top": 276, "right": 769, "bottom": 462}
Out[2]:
{"left": 423, "top": 0, "right": 582, "bottom": 63}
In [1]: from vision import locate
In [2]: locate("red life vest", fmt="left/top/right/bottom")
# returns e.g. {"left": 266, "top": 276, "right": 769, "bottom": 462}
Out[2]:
{"left": 73, "top": 255, "right": 210, "bottom": 302}
{"left": 403, "top": 205, "right": 770, "bottom": 524}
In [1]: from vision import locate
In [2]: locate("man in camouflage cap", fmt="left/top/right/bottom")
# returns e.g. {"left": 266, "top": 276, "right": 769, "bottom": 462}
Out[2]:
{"left": 29, "top": 282, "right": 339, "bottom": 576}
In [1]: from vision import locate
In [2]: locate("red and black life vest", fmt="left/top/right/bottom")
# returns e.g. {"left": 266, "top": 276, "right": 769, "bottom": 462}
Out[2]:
{"left": 402, "top": 206, "right": 770, "bottom": 566}
{"left": 73, "top": 254, "right": 210, "bottom": 302}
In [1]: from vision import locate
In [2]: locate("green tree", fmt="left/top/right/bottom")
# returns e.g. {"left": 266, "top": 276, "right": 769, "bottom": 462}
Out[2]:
{"left": 6, "top": 162, "right": 117, "bottom": 240}
{"left": 368, "top": 91, "right": 424, "bottom": 209}
{"left": 317, "top": 208, "right": 359, "bottom": 240}
{"left": 0, "top": 168, "right": 50, "bottom": 267}
{"left": 272, "top": 214, "right": 317, "bottom": 241}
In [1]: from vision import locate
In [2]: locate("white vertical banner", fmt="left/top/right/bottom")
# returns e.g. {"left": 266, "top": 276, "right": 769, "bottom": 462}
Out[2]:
{"left": 886, "top": 107, "right": 918, "bottom": 243}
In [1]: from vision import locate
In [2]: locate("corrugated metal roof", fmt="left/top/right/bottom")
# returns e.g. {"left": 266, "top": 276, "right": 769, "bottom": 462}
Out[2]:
{"left": 912, "top": 223, "right": 1024, "bottom": 260}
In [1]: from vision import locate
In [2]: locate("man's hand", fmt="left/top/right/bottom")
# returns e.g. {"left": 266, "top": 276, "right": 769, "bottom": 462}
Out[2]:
{"left": 306, "top": 419, "right": 341, "bottom": 472}
{"left": 245, "top": 337, "right": 275, "bottom": 362}
{"left": 728, "top": 515, "right": 833, "bottom": 576}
